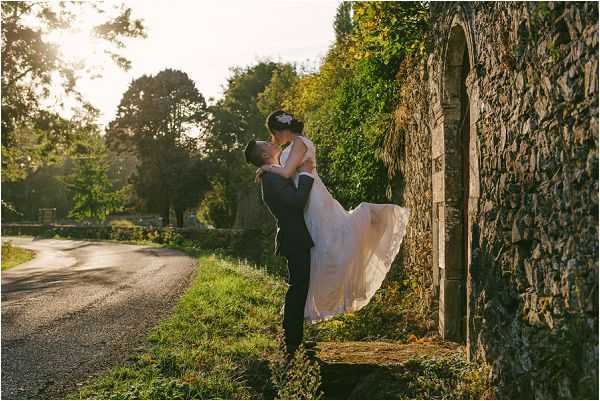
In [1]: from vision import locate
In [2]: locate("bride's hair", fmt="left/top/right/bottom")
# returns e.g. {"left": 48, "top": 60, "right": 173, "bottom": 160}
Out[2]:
{"left": 266, "top": 110, "right": 304, "bottom": 135}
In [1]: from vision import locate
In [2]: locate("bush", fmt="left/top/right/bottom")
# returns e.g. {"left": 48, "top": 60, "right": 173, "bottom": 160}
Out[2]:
{"left": 1, "top": 224, "right": 275, "bottom": 267}
{"left": 1, "top": 240, "right": 35, "bottom": 270}
{"left": 110, "top": 219, "right": 136, "bottom": 228}
{"left": 269, "top": 334, "right": 323, "bottom": 400}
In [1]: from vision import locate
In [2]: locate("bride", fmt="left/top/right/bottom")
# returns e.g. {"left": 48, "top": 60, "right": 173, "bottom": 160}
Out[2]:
{"left": 259, "top": 110, "right": 411, "bottom": 324}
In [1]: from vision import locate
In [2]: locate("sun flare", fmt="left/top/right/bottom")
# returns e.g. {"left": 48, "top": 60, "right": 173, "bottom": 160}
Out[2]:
{"left": 45, "top": 27, "right": 107, "bottom": 71}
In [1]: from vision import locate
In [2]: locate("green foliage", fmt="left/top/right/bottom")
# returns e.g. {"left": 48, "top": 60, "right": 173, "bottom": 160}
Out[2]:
{"left": 1, "top": 120, "right": 135, "bottom": 222}
{"left": 1, "top": 2, "right": 145, "bottom": 181}
{"left": 257, "top": 64, "right": 298, "bottom": 117}
{"left": 345, "top": 352, "right": 491, "bottom": 399}
{"left": 1, "top": 240, "right": 35, "bottom": 270}
{"left": 71, "top": 254, "right": 287, "bottom": 400}
{"left": 349, "top": 1, "right": 430, "bottom": 66}
{"left": 2, "top": 111, "right": 90, "bottom": 182}
{"left": 307, "top": 277, "right": 430, "bottom": 342}
{"left": 270, "top": 338, "right": 323, "bottom": 400}
{"left": 333, "top": 1, "right": 353, "bottom": 44}
{"left": 2, "top": 159, "right": 71, "bottom": 222}
{"left": 283, "top": 2, "right": 430, "bottom": 208}
{"left": 107, "top": 68, "right": 210, "bottom": 226}
{"left": 202, "top": 62, "right": 296, "bottom": 228}
{"left": 61, "top": 136, "right": 128, "bottom": 223}
{"left": 197, "top": 180, "right": 232, "bottom": 228}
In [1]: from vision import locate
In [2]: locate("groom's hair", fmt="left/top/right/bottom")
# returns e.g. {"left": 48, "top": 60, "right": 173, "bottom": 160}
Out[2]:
{"left": 244, "top": 139, "right": 265, "bottom": 167}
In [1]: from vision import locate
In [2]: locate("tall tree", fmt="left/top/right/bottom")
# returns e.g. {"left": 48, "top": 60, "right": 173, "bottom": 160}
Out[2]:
{"left": 202, "top": 62, "right": 292, "bottom": 228}
{"left": 1, "top": 2, "right": 145, "bottom": 182}
{"left": 282, "top": 2, "right": 430, "bottom": 208}
{"left": 257, "top": 64, "right": 298, "bottom": 116}
{"left": 334, "top": 1, "right": 353, "bottom": 43}
{"left": 107, "top": 69, "right": 208, "bottom": 226}
{"left": 171, "top": 155, "right": 210, "bottom": 227}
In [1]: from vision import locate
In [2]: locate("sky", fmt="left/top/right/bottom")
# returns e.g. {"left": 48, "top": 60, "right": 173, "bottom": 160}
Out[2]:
{"left": 53, "top": 0, "right": 341, "bottom": 127}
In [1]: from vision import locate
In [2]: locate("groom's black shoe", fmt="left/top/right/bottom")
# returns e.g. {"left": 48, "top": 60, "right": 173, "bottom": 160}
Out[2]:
{"left": 303, "top": 340, "right": 318, "bottom": 349}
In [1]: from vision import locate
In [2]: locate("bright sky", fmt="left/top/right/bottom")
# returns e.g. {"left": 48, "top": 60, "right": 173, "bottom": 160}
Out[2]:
{"left": 55, "top": 0, "right": 341, "bottom": 127}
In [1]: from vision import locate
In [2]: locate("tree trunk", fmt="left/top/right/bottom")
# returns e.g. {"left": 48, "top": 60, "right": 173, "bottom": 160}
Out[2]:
{"left": 175, "top": 209, "right": 184, "bottom": 228}
{"left": 161, "top": 207, "right": 170, "bottom": 226}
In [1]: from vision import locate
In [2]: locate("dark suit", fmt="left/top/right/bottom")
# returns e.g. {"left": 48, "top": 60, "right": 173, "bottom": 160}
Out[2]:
{"left": 261, "top": 172, "right": 314, "bottom": 353}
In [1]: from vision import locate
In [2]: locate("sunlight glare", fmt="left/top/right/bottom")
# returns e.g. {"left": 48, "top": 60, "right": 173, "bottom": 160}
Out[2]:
{"left": 45, "top": 27, "right": 107, "bottom": 72}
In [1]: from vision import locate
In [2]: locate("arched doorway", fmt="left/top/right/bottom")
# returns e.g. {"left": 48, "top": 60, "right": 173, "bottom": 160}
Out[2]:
{"left": 432, "top": 17, "right": 479, "bottom": 349}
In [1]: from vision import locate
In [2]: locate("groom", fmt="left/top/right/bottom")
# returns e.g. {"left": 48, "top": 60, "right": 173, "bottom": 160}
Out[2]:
{"left": 244, "top": 139, "right": 315, "bottom": 356}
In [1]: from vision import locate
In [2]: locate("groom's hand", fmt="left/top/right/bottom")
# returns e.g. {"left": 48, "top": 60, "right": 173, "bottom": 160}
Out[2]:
{"left": 299, "top": 159, "right": 314, "bottom": 175}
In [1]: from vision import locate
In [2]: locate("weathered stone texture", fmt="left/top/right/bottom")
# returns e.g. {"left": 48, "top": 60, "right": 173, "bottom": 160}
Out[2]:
{"left": 396, "top": 1, "right": 598, "bottom": 398}
{"left": 385, "top": 55, "right": 436, "bottom": 328}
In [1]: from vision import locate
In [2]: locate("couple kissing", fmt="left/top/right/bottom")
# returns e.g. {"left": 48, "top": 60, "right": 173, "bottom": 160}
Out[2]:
{"left": 245, "top": 110, "right": 410, "bottom": 356}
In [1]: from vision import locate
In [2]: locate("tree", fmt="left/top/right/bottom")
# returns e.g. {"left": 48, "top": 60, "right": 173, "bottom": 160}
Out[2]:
{"left": 1, "top": 110, "right": 90, "bottom": 182}
{"left": 349, "top": 2, "right": 429, "bottom": 66}
{"left": 1, "top": 160, "right": 72, "bottom": 222}
{"left": 107, "top": 69, "right": 208, "bottom": 226}
{"left": 281, "top": 2, "right": 430, "bottom": 209}
{"left": 1, "top": 2, "right": 145, "bottom": 182}
{"left": 62, "top": 137, "right": 128, "bottom": 223}
{"left": 257, "top": 64, "right": 298, "bottom": 116}
{"left": 334, "top": 1, "right": 353, "bottom": 43}
{"left": 202, "top": 62, "right": 293, "bottom": 228}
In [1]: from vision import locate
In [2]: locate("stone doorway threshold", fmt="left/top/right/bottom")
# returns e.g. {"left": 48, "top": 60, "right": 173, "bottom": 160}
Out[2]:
{"left": 315, "top": 338, "right": 463, "bottom": 399}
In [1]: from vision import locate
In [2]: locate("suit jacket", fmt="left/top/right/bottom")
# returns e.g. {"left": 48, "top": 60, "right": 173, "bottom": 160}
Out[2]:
{"left": 261, "top": 172, "right": 314, "bottom": 256}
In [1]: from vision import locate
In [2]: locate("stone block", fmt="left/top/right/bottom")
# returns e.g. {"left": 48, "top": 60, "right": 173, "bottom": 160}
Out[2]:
{"left": 439, "top": 277, "right": 466, "bottom": 342}
{"left": 432, "top": 124, "right": 444, "bottom": 159}
{"left": 432, "top": 172, "right": 444, "bottom": 203}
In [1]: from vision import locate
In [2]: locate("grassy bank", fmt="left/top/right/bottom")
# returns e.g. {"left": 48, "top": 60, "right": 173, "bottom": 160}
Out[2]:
{"left": 68, "top": 245, "right": 489, "bottom": 399}
{"left": 1, "top": 241, "right": 35, "bottom": 270}
{"left": 71, "top": 253, "right": 290, "bottom": 399}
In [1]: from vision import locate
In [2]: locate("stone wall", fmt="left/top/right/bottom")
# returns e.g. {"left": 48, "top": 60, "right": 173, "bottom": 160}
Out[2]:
{"left": 384, "top": 55, "right": 437, "bottom": 329}
{"left": 394, "top": 1, "right": 598, "bottom": 398}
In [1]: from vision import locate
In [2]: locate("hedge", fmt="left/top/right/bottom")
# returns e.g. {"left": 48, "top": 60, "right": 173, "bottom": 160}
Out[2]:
{"left": 0, "top": 224, "right": 285, "bottom": 274}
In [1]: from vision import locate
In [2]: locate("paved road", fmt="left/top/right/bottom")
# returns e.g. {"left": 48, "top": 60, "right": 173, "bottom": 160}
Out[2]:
{"left": 1, "top": 237, "right": 197, "bottom": 399}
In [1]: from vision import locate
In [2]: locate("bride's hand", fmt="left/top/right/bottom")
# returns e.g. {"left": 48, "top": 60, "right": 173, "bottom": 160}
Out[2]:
{"left": 255, "top": 165, "right": 270, "bottom": 181}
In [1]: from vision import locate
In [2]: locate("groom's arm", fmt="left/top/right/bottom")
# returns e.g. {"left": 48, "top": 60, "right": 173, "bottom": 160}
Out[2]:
{"left": 262, "top": 172, "right": 314, "bottom": 211}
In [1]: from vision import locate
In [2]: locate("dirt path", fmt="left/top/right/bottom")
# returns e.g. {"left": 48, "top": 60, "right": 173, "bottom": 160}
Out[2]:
{"left": 1, "top": 237, "right": 197, "bottom": 399}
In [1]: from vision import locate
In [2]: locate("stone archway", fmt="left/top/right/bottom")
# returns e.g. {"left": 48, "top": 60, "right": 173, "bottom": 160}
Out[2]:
{"left": 431, "top": 13, "right": 480, "bottom": 352}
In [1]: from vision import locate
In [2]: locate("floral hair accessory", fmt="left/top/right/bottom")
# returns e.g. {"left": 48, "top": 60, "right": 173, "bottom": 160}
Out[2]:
{"left": 276, "top": 114, "right": 293, "bottom": 124}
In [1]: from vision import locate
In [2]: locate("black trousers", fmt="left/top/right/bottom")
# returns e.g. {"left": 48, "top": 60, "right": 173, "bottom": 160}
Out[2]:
{"left": 282, "top": 247, "right": 311, "bottom": 353}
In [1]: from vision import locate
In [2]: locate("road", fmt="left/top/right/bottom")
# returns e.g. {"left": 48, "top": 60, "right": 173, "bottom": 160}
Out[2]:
{"left": 1, "top": 237, "right": 197, "bottom": 399}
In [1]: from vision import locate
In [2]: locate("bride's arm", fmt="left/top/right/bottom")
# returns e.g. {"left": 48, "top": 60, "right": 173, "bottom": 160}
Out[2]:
{"left": 261, "top": 137, "right": 307, "bottom": 179}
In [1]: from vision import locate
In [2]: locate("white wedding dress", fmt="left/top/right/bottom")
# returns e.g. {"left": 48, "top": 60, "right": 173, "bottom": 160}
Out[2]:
{"left": 279, "top": 135, "right": 411, "bottom": 323}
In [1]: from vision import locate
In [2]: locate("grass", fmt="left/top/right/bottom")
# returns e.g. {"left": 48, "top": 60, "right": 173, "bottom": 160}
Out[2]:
{"left": 70, "top": 252, "right": 291, "bottom": 399}
{"left": 347, "top": 351, "right": 492, "bottom": 399}
{"left": 63, "top": 241, "right": 488, "bottom": 399}
{"left": 1, "top": 240, "right": 35, "bottom": 270}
